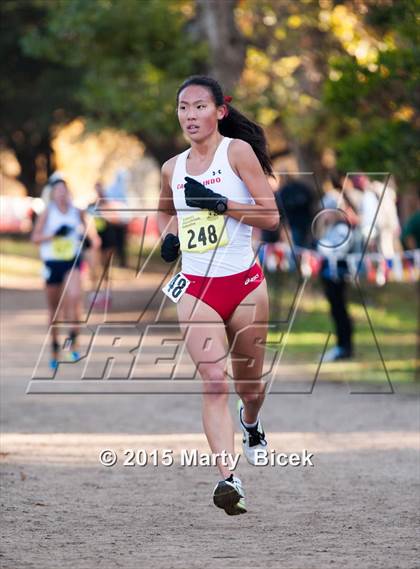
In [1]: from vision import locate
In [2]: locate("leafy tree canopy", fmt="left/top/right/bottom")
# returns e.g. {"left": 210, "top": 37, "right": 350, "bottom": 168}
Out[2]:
{"left": 23, "top": 0, "right": 208, "bottom": 160}
{"left": 323, "top": 1, "right": 419, "bottom": 185}
{"left": 5, "top": 0, "right": 419, "bottom": 191}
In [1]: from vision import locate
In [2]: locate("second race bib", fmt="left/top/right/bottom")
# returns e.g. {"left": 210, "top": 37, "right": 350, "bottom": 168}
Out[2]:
{"left": 162, "top": 272, "right": 191, "bottom": 303}
{"left": 179, "top": 210, "right": 228, "bottom": 254}
{"left": 52, "top": 237, "right": 76, "bottom": 261}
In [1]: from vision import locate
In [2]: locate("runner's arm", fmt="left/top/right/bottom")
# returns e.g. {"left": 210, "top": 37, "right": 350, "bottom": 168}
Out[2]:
{"left": 31, "top": 209, "right": 54, "bottom": 244}
{"left": 158, "top": 158, "right": 178, "bottom": 237}
{"left": 226, "top": 139, "right": 280, "bottom": 231}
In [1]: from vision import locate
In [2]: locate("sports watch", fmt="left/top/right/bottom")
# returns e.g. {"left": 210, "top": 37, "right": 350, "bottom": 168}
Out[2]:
{"left": 214, "top": 197, "right": 228, "bottom": 214}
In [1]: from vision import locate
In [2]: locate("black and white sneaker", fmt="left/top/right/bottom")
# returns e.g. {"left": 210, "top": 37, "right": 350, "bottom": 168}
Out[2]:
{"left": 238, "top": 400, "right": 268, "bottom": 465}
{"left": 213, "top": 475, "right": 247, "bottom": 516}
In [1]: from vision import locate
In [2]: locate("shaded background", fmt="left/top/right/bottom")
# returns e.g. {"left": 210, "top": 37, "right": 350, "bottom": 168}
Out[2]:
{"left": 1, "top": 0, "right": 418, "bottom": 206}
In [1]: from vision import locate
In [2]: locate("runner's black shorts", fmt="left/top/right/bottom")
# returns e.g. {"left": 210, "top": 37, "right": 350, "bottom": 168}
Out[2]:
{"left": 98, "top": 224, "right": 117, "bottom": 250}
{"left": 43, "top": 256, "right": 82, "bottom": 285}
{"left": 83, "top": 225, "right": 116, "bottom": 251}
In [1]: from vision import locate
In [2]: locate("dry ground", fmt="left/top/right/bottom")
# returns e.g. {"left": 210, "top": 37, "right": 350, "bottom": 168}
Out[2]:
{"left": 1, "top": 283, "right": 419, "bottom": 569}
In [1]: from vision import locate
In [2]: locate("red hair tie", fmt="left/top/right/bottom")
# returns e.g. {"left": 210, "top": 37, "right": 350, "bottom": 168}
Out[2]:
{"left": 224, "top": 95, "right": 232, "bottom": 103}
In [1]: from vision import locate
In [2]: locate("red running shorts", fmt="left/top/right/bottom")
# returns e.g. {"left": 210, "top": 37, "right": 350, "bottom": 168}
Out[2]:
{"left": 183, "top": 263, "right": 265, "bottom": 321}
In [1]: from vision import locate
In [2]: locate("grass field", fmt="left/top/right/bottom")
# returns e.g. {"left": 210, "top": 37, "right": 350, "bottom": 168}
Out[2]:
{"left": 266, "top": 272, "right": 418, "bottom": 384}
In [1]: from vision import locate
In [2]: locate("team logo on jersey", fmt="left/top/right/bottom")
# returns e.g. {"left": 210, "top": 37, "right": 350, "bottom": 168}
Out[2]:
{"left": 176, "top": 175, "right": 222, "bottom": 190}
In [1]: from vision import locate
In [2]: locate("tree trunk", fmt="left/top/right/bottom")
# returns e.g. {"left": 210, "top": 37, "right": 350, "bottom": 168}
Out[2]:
{"left": 10, "top": 141, "right": 38, "bottom": 197}
{"left": 292, "top": 139, "right": 325, "bottom": 192}
{"left": 194, "top": 0, "right": 246, "bottom": 92}
{"left": 136, "top": 131, "right": 187, "bottom": 166}
{"left": 8, "top": 132, "right": 53, "bottom": 197}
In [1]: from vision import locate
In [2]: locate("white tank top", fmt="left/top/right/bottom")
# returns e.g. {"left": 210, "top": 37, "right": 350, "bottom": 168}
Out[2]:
{"left": 40, "top": 202, "right": 82, "bottom": 261}
{"left": 171, "top": 137, "right": 255, "bottom": 277}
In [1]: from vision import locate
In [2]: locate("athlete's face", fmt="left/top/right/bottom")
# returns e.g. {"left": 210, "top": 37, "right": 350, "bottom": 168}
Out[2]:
{"left": 51, "top": 182, "right": 70, "bottom": 207}
{"left": 177, "top": 85, "right": 226, "bottom": 142}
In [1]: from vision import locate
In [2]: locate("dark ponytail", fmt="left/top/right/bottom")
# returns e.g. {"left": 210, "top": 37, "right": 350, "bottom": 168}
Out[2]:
{"left": 176, "top": 75, "right": 273, "bottom": 177}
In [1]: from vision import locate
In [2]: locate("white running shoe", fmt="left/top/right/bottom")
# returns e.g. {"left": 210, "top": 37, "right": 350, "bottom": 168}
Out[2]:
{"left": 213, "top": 476, "right": 247, "bottom": 516}
{"left": 238, "top": 401, "right": 268, "bottom": 466}
{"left": 322, "top": 346, "right": 353, "bottom": 363}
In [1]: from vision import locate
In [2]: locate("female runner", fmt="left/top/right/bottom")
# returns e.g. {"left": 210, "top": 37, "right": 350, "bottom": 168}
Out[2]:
{"left": 157, "top": 76, "right": 279, "bottom": 515}
{"left": 32, "top": 175, "right": 100, "bottom": 369}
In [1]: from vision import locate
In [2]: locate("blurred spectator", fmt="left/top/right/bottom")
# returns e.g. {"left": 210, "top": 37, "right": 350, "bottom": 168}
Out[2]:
{"left": 90, "top": 182, "right": 117, "bottom": 259}
{"left": 105, "top": 169, "right": 129, "bottom": 267}
{"left": 317, "top": 192, "right": 354, "bottom": 363}
{"left": 328, "top": 172, "right": 363, "bottom": 253}
{"left": 329, "top": 172, "right": 362, "bottom": 225}
{"left": 106, "top": 169, "right": 128, "bottom": 202}
{"left": 85, "top": 181, "right": 117, "bottom": 308}
{"left": 351, "top": 174, "right": 401, "bottom": 258}
{"left": 276, "top": 174, "right": 316, "bottom": 249}
{"left": 401, "top": 190, "right": 420, "bottom": 250}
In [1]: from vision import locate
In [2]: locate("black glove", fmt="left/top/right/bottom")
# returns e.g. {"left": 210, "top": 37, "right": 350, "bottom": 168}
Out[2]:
{"left": 54, "top": 224, "right": 72, "bottom": 237}
{"left": 161, "top": 233, "right": 180, "bottom": 262}
{"left": 184, "top": 176, "right": 227, "bottom": 213}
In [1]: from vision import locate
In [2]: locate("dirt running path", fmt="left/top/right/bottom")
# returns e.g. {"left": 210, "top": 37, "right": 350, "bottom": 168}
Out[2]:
{"left": 1, "top": 286, "right": 419, "bottom": 569}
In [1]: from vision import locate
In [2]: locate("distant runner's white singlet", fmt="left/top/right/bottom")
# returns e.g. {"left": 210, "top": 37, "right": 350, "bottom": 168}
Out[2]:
{"left": 171, "top": 137, "right": 255, "bottom": 277}
{"left": 40, "top": 203, "right": 82, "bottom": 262}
